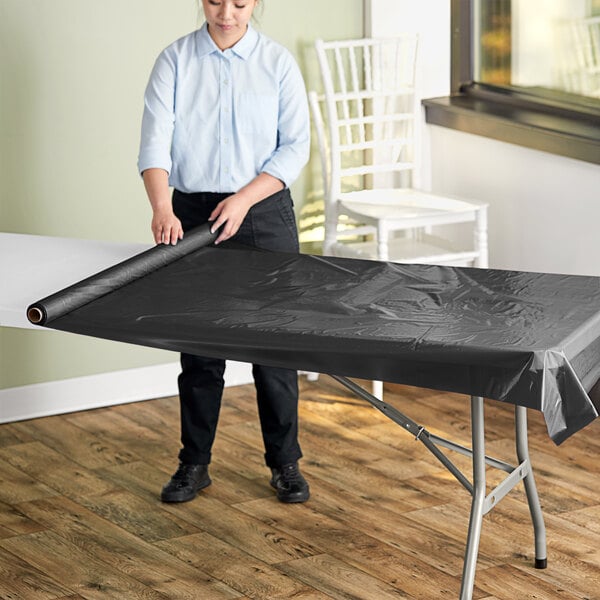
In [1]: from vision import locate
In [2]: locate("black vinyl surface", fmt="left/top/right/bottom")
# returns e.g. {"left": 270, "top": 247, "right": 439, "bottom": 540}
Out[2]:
{"left": 28, "top": 224, "right": 600, "bottom": 444}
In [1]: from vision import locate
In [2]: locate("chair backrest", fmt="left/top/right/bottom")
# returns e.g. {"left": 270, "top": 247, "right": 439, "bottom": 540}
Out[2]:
{"left": 572, "top": 16, "right": 600, "bottom": 70}
{"left": 558, "top": 16, "right": 600, "bottom": 96}
{"left": 314, "top": 36, "right": 419, "bottom": 199}
{"left": 571, "top": 16, "right": 600, "bottom": 97}
{"left": 308, "top": 91, "right": 330, "bottom": 196}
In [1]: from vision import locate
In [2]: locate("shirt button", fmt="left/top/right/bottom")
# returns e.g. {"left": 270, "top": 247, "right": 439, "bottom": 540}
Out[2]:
{"left": 224, "top": 138, "right": 229, "bottom": 144}
{"left": 224, "top": 167, "right": 230, "bottom": 174}
{"left": 224, "top": 79, "right": 229, "bottom": 85}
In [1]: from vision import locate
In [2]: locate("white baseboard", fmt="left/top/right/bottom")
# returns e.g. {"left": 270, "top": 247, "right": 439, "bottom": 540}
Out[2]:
{"left": 0, "top": 361, "right": 253, "bottom": 424}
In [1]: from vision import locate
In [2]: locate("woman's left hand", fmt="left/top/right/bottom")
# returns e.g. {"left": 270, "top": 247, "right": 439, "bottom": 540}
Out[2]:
{"left": 209, "top": 173, "right": 284, "bottom": 244}
{"left": 208, "top": 193, "right": 253, "bottom": 245}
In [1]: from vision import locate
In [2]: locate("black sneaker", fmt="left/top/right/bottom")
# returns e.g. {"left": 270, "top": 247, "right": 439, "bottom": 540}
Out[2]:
{"left": 161, "top": 463, "right": 211, "bottom": 503}
{"left": 270, "top": 462, "right": 310, "bottom": 503}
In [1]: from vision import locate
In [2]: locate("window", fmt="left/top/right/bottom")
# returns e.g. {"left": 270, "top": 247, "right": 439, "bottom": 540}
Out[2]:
{"left": 422, "top": 0, "right": 600, "bottom": 165}
{"left": 477, "top": 0, "right": 600, "bottom": 98}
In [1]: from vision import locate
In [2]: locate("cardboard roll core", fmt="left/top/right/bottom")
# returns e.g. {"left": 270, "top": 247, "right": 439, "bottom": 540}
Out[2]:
{"left": 27, "top": 306, "right": 44, "bottom": 324}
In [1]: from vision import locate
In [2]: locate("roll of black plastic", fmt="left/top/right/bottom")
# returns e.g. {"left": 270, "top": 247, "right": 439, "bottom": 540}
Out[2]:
{"left": 27, "top": 223, "right": 217, "bottom": 326}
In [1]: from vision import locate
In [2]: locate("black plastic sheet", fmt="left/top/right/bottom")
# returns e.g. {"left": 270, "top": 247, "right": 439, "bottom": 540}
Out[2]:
{"left": 28, "top": 224, "right": 600, "bottom": 444}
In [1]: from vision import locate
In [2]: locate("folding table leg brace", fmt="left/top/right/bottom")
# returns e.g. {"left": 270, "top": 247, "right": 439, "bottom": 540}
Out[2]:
{"left": 330, "top": 376, "right": 547, "bottom": 600}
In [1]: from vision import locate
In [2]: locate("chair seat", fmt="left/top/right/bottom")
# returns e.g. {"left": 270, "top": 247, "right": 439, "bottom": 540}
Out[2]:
{"left": 331, "top": 233, "right": 480, "bottom": 266}
{"left": 338, "top": 188, "right": 487, "bottom": 228}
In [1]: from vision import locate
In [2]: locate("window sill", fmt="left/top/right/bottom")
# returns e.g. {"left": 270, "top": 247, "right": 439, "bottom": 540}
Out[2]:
{"left": 422, "top": 83, "right": 600, "bottom": 165}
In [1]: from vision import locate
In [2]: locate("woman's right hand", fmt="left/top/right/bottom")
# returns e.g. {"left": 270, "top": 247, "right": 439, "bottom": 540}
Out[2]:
{"left": 151, "top": 209, "right": 183, "bottom": 245}
{"left": 142, "top": 169, "right": 183, "bottom": 245}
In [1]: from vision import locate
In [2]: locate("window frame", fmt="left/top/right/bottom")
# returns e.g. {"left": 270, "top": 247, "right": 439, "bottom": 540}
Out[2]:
{"left": 422, "top": 0, "right": 600, "bottom": 165}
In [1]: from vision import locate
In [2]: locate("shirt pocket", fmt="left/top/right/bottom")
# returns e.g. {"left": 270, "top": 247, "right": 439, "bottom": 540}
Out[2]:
{"left": 236, "top": 92, "right": 278, "bottom": 134}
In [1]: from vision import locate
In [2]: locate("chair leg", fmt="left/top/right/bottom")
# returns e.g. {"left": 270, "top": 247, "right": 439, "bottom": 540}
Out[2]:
{"left": 304, "top": 372, "right": 320, "bottom": 382}
{"left": 372, "top": 380, "right": 383, "bottom": 399}
{"left": 474, "top": 206, "right": 488, "bottom": 268}
{"left": 377, "top": 222, "right": 390, "bottom": 261}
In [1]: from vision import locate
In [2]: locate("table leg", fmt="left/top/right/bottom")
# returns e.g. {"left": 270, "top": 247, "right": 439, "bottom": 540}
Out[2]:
{"left": 330, "top": 377, "right": 548, "bottom": 596}
{"left": 460, "top": 396, "right": 486, "bottom": 600}
{"left": 515, "top": 405, "right": 547, "bottom": 569}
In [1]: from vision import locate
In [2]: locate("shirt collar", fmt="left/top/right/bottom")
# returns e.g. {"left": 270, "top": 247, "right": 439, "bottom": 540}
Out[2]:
{"left": 196, "top": 22, "right": 258, "bottom": 60}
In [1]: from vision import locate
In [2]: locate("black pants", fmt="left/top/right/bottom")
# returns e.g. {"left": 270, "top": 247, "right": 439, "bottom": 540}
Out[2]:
{"left": 172, "top": 188, "right": 302, "bottom": 468}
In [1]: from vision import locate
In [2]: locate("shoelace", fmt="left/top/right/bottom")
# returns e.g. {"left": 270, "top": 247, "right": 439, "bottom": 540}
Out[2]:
{"left": 172, "top": 463, "right": 196, "bottom": 481}
{"left": 278, "top": 463, "right": 303, "bottom": 484}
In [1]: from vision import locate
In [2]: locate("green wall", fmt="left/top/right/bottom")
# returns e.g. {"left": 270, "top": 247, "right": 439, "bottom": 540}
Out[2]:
{"left": 0, "top": 0, "right": 363, "bottom": 389}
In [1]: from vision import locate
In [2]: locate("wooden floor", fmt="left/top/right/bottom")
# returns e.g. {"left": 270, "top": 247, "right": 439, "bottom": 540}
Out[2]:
{"left": 0, "top": 377, "right": 599, "bottom": 600}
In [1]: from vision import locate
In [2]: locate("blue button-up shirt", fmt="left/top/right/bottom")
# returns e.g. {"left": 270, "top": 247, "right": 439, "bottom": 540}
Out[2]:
{"left": 138, "top": 23, "right": 310, "bottom": 193}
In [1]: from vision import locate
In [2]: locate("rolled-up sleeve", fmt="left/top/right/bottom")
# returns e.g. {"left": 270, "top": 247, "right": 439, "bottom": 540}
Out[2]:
{"left": 137, "top": 50, "right": 176, "bottom": 176}
{"left": 261, "top": 55, "right": 310, "bottom": 188}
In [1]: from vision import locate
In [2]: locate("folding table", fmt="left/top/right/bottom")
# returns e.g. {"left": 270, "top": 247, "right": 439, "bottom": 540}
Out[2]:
{"left": 25, "top": 225, "right": 600, "bottom": 599}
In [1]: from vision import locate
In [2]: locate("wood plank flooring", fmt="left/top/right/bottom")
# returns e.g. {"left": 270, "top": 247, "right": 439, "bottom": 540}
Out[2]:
{"left": 0, "top": 377, "right": 598, "bottom": 599}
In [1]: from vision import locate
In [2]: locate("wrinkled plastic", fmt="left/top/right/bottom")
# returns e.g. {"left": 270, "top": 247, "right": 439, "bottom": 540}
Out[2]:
{"left": 28, "top": 225, "right": 600, "bottom": 444}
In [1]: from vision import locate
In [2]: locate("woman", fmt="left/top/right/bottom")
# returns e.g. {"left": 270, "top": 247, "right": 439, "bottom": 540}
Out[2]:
{"left": 138, "top": 0, "right": 310, "bottom": 503}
